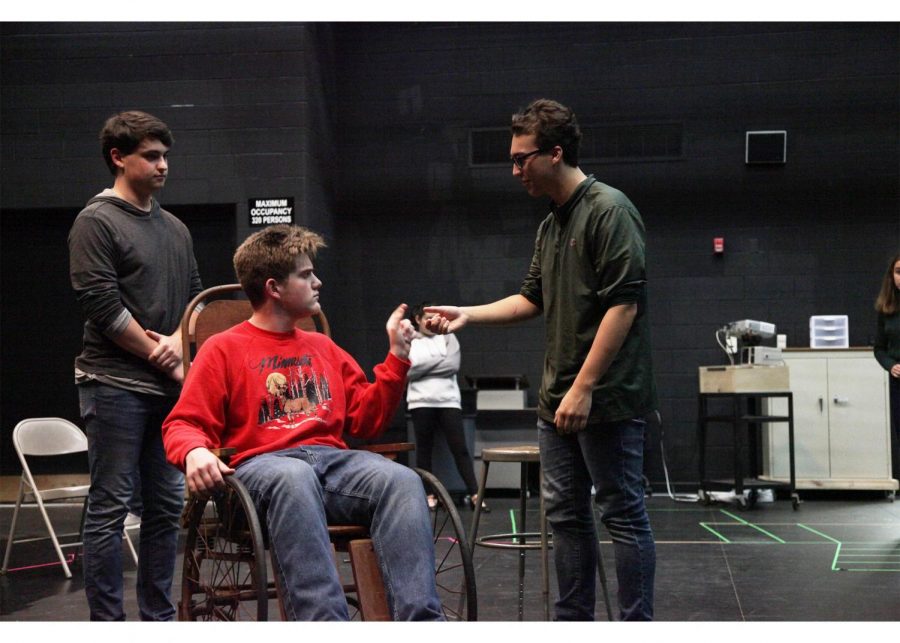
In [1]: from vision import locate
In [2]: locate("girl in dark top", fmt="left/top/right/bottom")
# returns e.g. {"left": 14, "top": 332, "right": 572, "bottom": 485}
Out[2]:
{"left": 874, "top": 252, "right": 900, "bottom": 478}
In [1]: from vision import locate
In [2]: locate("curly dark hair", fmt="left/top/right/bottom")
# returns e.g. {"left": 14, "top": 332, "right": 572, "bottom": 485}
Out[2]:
{"left": 511, "top": 98, "right": 582, "bottom": 167}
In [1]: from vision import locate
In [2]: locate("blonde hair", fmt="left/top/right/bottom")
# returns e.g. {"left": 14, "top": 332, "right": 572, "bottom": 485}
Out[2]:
{"left": 874, "top": 253, "right": 900, "bottom": 315}
{"left": 234, "top": 225, "right": 326, "bottom": 306}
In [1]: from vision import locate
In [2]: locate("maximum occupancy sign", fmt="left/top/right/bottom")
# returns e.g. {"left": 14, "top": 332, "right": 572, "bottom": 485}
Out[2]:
{"left": 249, "top": 197, "right": 294, "bottom": 226}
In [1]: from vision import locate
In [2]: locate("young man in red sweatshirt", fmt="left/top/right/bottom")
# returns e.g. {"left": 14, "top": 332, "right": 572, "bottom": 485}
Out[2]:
{"left": 162, "top": 224, "right": 443, "bottom": 621}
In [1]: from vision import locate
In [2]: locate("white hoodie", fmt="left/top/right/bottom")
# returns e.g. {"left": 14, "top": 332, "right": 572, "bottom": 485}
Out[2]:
{"left": 406, "top": 333, "right": 461, "bottom": 409}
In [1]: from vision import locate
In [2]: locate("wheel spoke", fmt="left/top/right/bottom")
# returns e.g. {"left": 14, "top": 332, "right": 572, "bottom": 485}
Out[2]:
{"left": 179, "top": 480, "right": 268, "bottom": 621}
{"left": 415, "top": 468, "right": 478, "bottom": 620}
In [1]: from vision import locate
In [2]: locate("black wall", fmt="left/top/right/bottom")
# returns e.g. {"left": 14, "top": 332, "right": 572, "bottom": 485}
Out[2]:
{"left": 328, "top": 22, "right": 899, "bottom": 485}
{"left": 1, "top": 22, "right": 898, "bottom": 484}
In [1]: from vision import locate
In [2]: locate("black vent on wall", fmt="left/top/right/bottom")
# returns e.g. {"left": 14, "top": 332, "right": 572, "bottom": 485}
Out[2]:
{"left": 581, "top": 123, "right": 683, "bottom": 161}
{"left": 470, "top": 122, "right": 683, "bottom": 166}
{"left": 745, "top": 130, "right": 787, "bottom": 164}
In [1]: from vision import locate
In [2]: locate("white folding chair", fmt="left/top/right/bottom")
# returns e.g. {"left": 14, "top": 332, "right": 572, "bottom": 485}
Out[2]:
{"left": 123, "top": 512, "right": 140, "bottom": 566}
{"left": 1, "top": 417, "right": 142, "bottom": 578}
{"left": 2, "top": 418, "right": 90, "bottom": 578}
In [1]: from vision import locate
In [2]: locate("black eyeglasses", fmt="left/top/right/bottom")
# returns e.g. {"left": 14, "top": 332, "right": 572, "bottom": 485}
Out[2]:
{"left": 510, "top": 148, "right": 546, "bottom": 170}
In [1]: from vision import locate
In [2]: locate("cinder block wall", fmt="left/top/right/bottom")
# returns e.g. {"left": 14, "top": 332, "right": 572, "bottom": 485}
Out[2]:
{"left": 0, "top": 22, "right": 339, "bottom": 475}
{"left": 327, "top": 22, "right": 900, "bottom": 485}
{"left": 1, "top": 23, "right": 335, "bottom": 229}
{"left": 2, "top": 22, "right": 898, "bottom": 485}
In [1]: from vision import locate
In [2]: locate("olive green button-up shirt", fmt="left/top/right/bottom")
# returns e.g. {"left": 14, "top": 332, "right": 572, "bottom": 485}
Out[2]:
{"left": 520, "top": 176, "right": 657, "bottom": 424}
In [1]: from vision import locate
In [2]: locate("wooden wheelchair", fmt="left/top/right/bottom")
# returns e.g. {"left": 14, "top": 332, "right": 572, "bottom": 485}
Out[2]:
{"left": 175, "top": 285, "right": 477, "bottom": 621}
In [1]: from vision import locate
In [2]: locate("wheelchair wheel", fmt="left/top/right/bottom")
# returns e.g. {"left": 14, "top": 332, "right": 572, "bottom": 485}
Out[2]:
{"left": 415, "top": 468, "right": 478, "bottom": 621}
{"left": 179, "top": 476, "right": 269, "bottom": 621}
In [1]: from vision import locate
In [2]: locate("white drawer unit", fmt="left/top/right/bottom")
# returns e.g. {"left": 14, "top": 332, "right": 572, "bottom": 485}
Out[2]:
{"left": 762, "top": 349, "right": 897, "bottom": 494}
{"left": 809, "top": 315, "right": 849, "bottom": 349}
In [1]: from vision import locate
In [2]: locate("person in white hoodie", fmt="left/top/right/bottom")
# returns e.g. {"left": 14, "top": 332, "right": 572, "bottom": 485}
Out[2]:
{"left": 407, "top": 303, "right": 486, "bottom": 511}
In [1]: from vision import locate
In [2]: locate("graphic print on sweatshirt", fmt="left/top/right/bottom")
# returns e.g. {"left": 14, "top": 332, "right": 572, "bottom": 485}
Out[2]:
{"left": 256, "top": 352, "right": 333, "bottom": 429}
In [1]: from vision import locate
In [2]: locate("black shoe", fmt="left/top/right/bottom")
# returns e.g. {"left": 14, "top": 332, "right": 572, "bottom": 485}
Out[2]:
{"left": 467, "top": 495, "right": 490, "bottom": 513}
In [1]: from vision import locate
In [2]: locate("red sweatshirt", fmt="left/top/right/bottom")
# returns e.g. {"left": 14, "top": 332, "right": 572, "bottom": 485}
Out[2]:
{"left": 162, "top": 321, "right": 410, "bottom": 469}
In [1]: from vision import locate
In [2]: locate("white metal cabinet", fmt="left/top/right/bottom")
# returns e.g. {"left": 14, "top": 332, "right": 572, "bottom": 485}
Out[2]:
{"left": 762, "top": 349, "right": 897, "bottom": 492}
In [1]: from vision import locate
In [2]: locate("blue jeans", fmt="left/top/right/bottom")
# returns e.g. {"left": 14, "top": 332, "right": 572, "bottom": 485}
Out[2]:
{"left": 78, "top": 382, "right": 184, "bottom": 621}
{"left": 234, "top": 446, "right": 444, "bottom": 621}
{"left": 538, "top": 417, "right": 656, "bottom": 621}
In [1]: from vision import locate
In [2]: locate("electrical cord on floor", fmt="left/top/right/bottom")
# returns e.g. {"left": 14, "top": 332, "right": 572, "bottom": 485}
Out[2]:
{"left": 652, "top": 410, "right": 700, "bottom": 503}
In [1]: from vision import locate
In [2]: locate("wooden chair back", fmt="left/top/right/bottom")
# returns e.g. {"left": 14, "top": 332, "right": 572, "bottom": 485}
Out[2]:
{"left": 181, "top": 284, "right": 330, "bottom": 377}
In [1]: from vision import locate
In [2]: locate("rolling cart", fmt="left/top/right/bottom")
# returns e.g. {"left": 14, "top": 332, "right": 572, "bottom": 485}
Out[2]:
{"left": 698, "top": 390, "right": 800, "bottom": 510}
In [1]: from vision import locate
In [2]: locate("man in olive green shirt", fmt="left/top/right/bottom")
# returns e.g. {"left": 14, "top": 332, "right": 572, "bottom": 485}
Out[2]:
{"left": 426, "top": 99, "right": 656, "bottom": 620}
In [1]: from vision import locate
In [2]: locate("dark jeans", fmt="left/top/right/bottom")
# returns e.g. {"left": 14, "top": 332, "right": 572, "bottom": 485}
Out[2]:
{"left": 410, "top": 407, "right": 478, "bottom": 495}
{"left": 890, "top": 376, "right": 900, "bottom": 480}
{"left": 539, "top": 417, "right": 656, "bottom": 621}
{"left": 78, "top": 382, "right": 184, "bottom": 621}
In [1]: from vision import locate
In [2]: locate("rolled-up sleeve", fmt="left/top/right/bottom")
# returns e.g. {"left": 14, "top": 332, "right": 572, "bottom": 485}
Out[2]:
{"left": 520, "top": 222, "right": 546, "bottom": 310}
{"left": 592, "top": 205, "right": 647, "bottom": 308}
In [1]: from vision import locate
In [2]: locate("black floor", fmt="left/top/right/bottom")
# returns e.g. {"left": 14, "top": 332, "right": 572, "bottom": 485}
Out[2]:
{"left": 2, "top": 490, "right": 899, "bottom": 622}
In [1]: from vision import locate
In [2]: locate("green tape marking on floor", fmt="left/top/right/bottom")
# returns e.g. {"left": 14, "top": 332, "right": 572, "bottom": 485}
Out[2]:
{"left": 797, "top": 523, "right": 842, "bottom": 570}
{"left": 719, "top": 509, "right": 786, "bottom": 543}
{"left": 689, "top": 518, "right": 898, "bottom": 574}
{"left": 699, "top": 522, "right": 731, "bottom": 543}
{"left": 796, "top": 523, "right": 841, "bottom": 544}
{"left": 837, "top": 546, "right": 900, "bottom": 571}
{"left": 794, "top": 525, "right": 900, "bottom": 572}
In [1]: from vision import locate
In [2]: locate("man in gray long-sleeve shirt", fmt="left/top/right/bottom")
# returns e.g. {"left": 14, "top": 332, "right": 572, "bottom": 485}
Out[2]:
{"left": 68, "top": 111, "right": 203, "bottom": 620}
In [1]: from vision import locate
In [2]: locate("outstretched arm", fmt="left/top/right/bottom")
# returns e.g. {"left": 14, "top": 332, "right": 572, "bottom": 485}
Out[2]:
{"left": 424, "top": 294, "right": 540, "bottom": 334}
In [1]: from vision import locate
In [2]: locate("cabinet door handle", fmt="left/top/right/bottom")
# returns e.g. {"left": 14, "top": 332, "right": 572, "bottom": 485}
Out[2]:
{"left": 818, "top": 397, "right": 824, "bottom": 412}
{"left": 833, "top": 397, "right": 849, "bottom": 405}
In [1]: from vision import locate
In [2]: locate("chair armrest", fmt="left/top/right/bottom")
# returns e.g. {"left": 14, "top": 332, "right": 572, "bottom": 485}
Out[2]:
{"left": 210, "top": 447, "right": 237, "bottom": 464}
{"left": 358, "top": 442, "right": 415, "bottom": 461}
